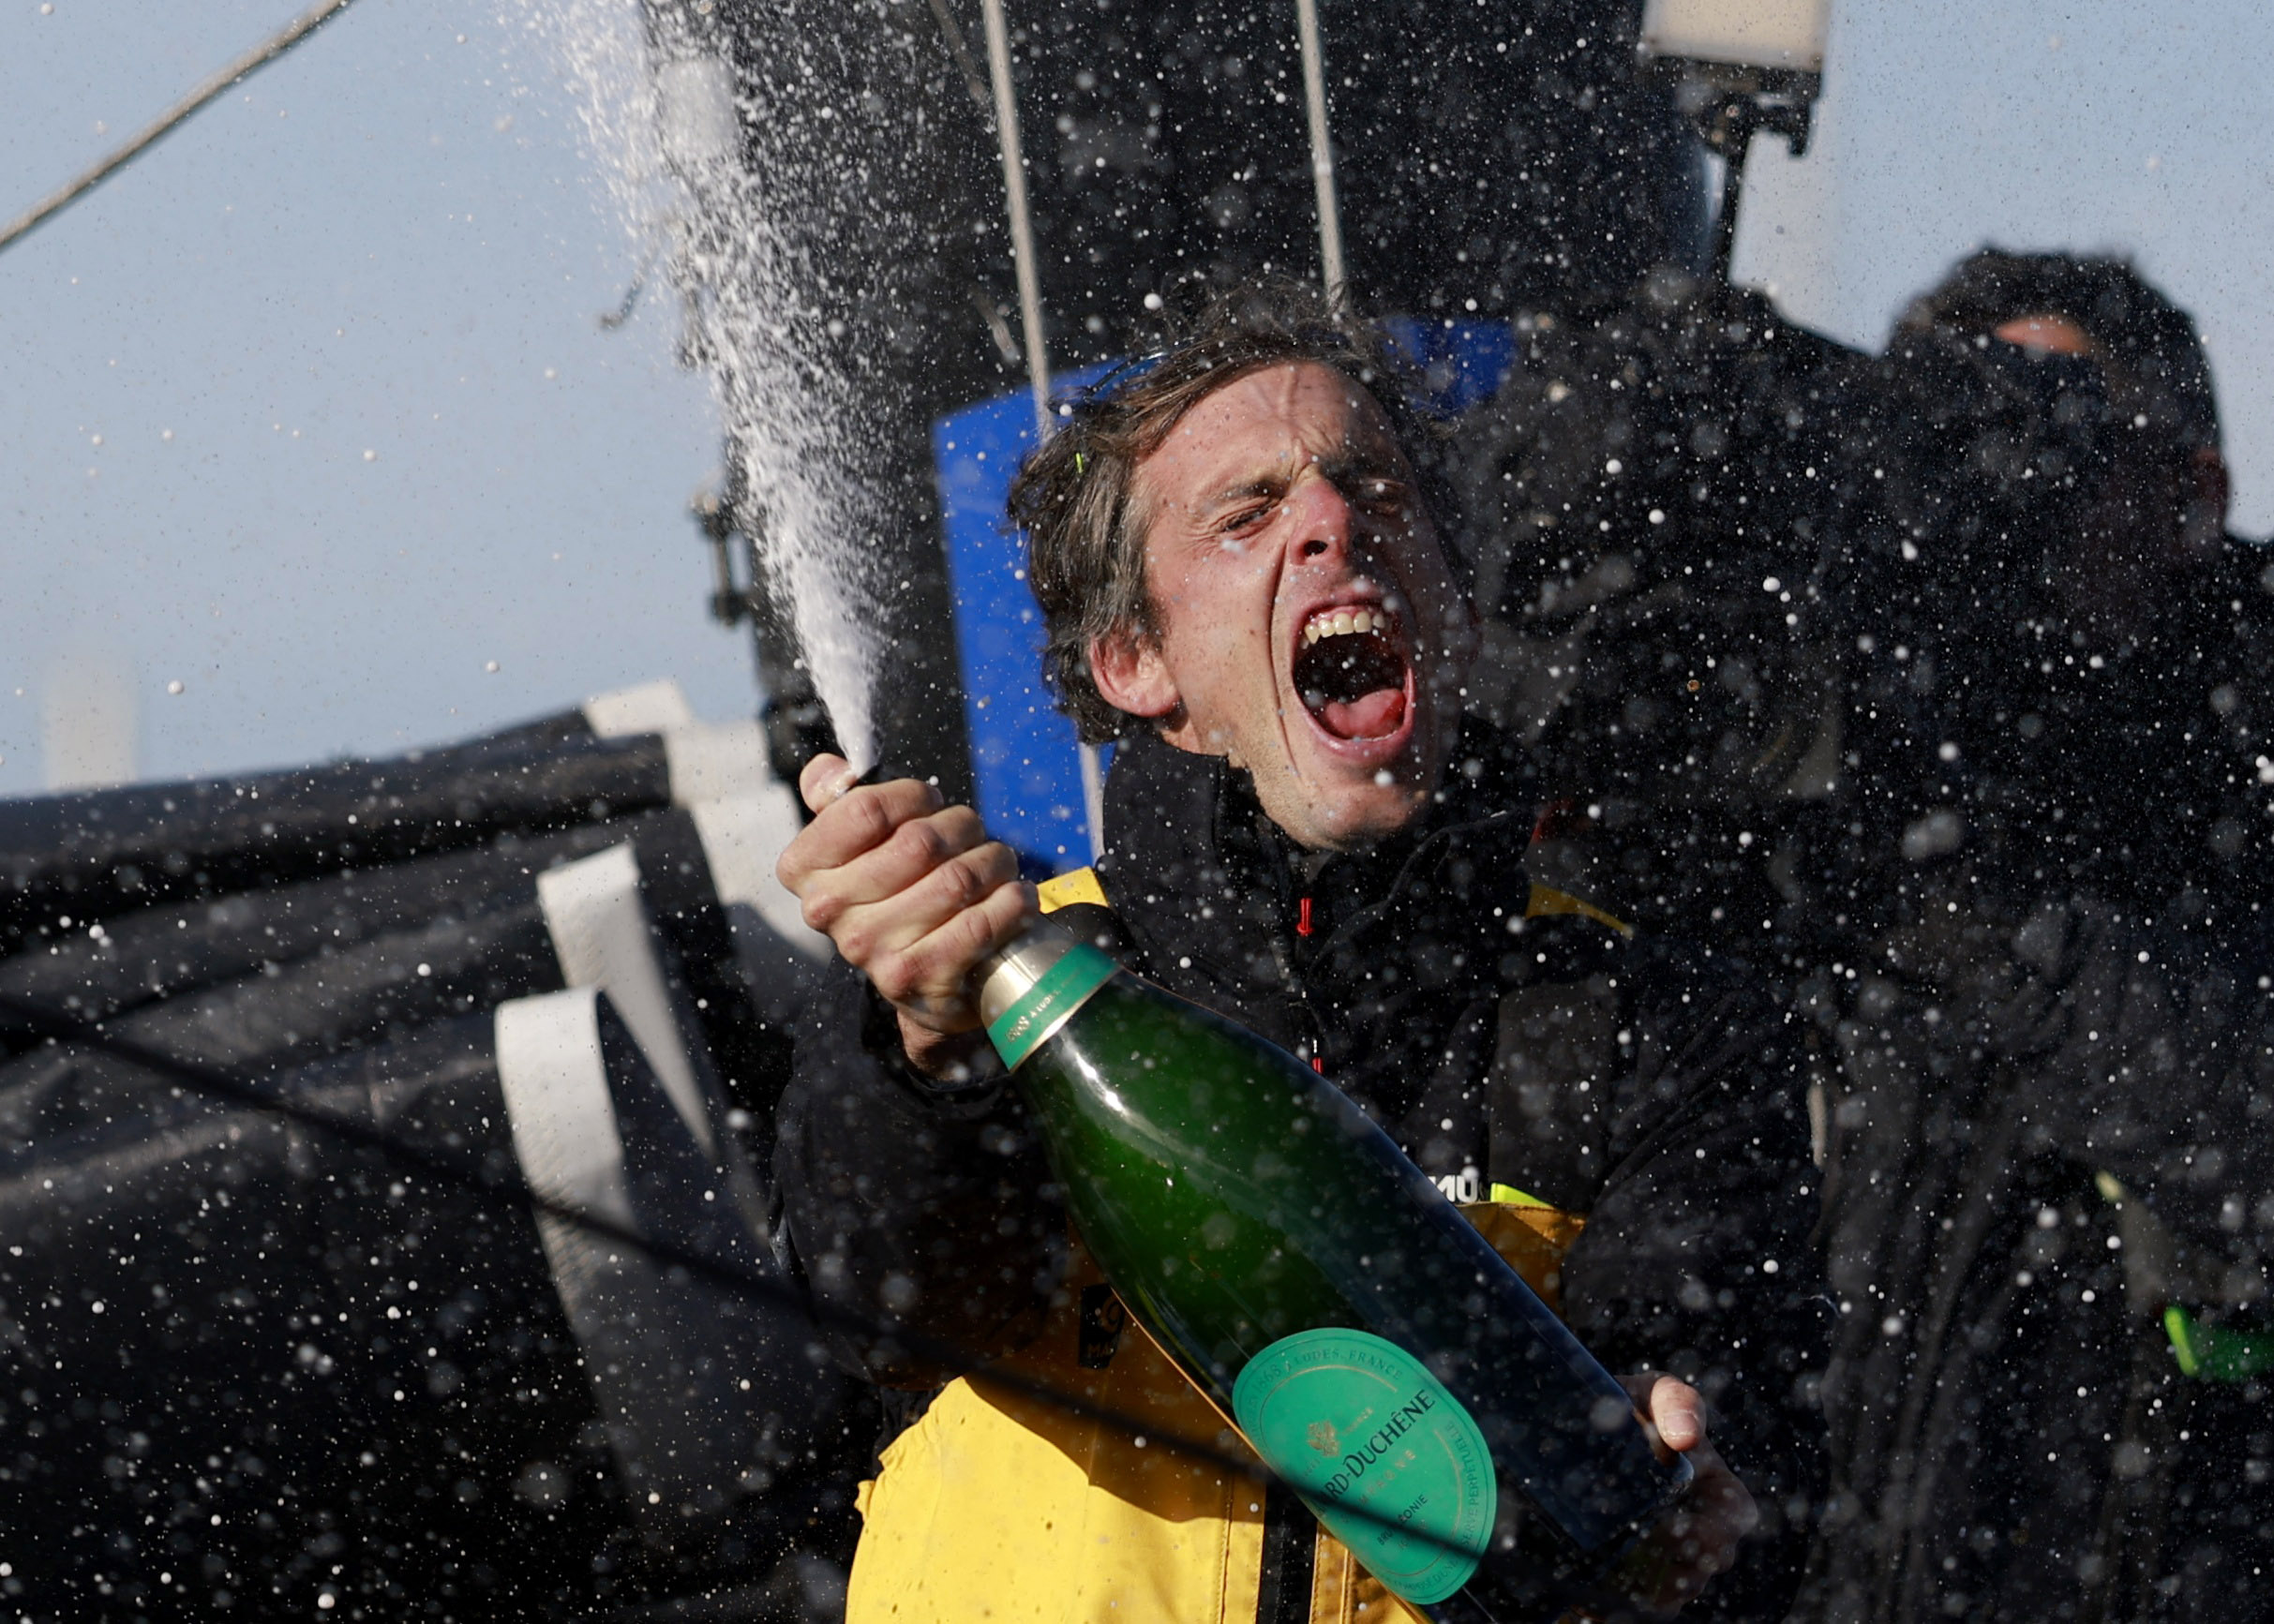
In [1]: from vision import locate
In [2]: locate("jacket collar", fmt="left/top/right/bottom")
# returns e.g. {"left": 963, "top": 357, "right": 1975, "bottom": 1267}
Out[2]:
{"left": 1093, "top": 723, "right": 1538, "bottom": 938}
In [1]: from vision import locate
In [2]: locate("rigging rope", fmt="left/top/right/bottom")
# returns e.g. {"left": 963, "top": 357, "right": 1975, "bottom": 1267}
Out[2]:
{"left": 0, "top": 0, "right": 359, "bottom": 259}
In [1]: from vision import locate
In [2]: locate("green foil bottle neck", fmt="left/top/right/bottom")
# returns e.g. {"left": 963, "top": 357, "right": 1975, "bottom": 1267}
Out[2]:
{"left": 979, "top": 923, "right": 1120, "bottom": 1069}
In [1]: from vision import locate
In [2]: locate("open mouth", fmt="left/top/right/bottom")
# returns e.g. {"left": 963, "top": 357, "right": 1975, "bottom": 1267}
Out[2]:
{"left": 1294, "top": 605, "right": 1412, "bottom": 741}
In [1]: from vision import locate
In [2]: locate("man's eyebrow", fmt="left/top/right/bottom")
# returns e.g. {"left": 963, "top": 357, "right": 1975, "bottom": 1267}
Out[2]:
{"left": 1202, "top": 474, "right": 1286, "bottom": 509}
{"left": 1194, "top": 445, "right": 1408, "bottom": 512}
{"left": 1316, "top": 448, "right": 1406, "bottom": 484}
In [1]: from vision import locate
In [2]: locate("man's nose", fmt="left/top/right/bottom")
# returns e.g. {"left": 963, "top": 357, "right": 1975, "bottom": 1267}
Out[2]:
{"left": 1291, "top": 475, "right": 1358, "bottom": 566}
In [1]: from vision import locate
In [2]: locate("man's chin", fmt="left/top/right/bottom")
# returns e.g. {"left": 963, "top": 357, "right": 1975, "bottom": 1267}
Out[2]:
{"left": 1263, "top": 761, "right": 1432, "bottom": 852}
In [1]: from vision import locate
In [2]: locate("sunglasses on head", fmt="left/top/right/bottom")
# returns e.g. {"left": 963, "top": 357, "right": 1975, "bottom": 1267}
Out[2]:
{"left": 1059, "top": 350, "right": 1169, "bottom": 415}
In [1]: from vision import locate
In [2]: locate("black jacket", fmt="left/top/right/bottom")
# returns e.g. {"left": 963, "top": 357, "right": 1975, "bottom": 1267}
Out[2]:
{"left": 1802, "top": 884, "right": 2274, "bottom": 1624}
{"left": 774, "top": 724, "right": 1829, "bottom": 1618}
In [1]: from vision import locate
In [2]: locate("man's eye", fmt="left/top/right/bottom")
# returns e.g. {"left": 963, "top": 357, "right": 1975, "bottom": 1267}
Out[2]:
{"left": 1356, "top": 481, "right": 1405, "bottom": 507}
{"left": 1220, "top": 504, "right": 1274, "bottom": 532}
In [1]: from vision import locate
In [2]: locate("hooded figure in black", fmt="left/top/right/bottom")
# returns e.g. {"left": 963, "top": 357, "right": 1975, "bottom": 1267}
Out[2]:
{"left": 1441, "top": 247, "right": 2274, "bottom": 1618}
{"left": 1798, "top": 250, "right": 2274, "bottom": 1624}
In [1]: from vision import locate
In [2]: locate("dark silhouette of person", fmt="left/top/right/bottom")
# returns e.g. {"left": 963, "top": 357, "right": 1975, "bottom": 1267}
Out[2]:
{"left": 1805, "top": 248, "right": 2274, "bottom": 1624}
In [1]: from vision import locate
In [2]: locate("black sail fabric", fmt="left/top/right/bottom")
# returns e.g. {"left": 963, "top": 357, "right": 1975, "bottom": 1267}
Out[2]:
{"left": 0, "top": 726, "right": 673, "bottom": 958}
{"left": 0, "top": 705, "right": 853, "bottom": 1618}
{"left": 0, "top": 806, "right": 795, "bottom": 1158}
{"left": 0, "top": 1019, "right": 616, "bottom": 1617}
{"left": 0, "top": 822, "right": 632, "bottom": 1047}
{"left": 0, "top": 1014, "right": 861, "bottom": 1620}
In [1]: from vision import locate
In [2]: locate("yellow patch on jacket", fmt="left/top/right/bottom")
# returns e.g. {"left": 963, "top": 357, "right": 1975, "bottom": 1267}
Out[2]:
{"left": 1036, "top": 866, "right": 1110, "bottom": 915}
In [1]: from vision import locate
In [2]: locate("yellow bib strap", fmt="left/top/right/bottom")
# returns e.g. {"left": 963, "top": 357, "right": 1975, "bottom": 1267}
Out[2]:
{"left": 1524, "top": 881, "right": 1635, "bottom": 939}
{"left": 1037, "top": 866, "right": 1109, "bottom": 914}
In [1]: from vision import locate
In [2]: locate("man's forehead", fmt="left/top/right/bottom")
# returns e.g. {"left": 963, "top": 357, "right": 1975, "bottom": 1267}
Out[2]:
{"left": 1144, "top": 362, "right": 1398, "bottom": 491}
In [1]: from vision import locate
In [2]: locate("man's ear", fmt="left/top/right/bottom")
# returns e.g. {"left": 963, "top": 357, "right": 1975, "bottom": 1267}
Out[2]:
{"left": 1089, "top": 628, "right": 1180, "bottom": 721}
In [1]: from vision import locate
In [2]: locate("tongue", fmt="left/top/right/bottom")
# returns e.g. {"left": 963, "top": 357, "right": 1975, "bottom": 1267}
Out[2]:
{"left": 1319, "top": 687, "right": 1407, "bottom": 740}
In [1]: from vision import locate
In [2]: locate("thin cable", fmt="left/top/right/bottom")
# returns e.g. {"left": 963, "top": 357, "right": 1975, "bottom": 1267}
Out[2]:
{"left": 1076, "top": 740, "right": 1108, "bottom": 862}
{"left": 972, "top": 0, "right": 1108, "bottom": 857}
{"left": 923, "top": 0, "right": 995, "bottom": 120}
{"left": 1293, "top": 0, "right": 1345, "bottom": 293}
{"left": 1707, "top": 122, "right": 1752, "bottom": 291}
{"left": 0, "top": 0, "right": 358, "bottom": 259}
{"left": 0, "top": 987, "right": 1554, "bottom": 1568}
{"left": 977, "top": 0, "right": 1051, "bottom": 435}
{"left": 598, "top": 239, "right": 662, "bottom": 331}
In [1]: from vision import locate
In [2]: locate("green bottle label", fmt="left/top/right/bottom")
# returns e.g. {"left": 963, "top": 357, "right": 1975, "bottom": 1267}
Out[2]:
{"left": 985, "top": 943, "right": 1117, "bottom": 1070}
{"left": 1233, "top": 1327, "right": 1497, "bottom": 1605}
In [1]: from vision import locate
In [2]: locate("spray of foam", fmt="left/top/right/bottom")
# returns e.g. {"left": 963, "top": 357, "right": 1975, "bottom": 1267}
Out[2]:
{"left": 505, "top": 0, "right": 883, "bottom": 769}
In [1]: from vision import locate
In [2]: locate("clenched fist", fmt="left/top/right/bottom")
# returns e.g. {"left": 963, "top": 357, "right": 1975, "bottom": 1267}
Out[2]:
{"left": 774, "top": 753, "right": 1036, "bottom": 1078}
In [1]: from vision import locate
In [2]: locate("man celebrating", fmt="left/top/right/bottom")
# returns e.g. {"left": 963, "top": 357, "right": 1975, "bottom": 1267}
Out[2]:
{"left": 772, "top": 286, "right": 1824, "bottom": 1621}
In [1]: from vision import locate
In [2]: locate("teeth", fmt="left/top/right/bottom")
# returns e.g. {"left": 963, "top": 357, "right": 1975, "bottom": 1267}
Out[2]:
{"left": 1303, "top": 607, "right": 1384, "bottom": 645}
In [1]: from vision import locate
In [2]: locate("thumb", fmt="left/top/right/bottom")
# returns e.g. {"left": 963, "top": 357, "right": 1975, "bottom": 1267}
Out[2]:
{"left": 799, "top": 752, "right": 860, "bottom": 815}
{"left": 1649, "top": 1377, "right": 1706, "bottom": 1453}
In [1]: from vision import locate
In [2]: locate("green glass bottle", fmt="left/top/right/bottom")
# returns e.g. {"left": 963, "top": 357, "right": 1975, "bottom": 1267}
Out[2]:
{"left": 977, "top": 924, "right": 1693, "bottom": 1622}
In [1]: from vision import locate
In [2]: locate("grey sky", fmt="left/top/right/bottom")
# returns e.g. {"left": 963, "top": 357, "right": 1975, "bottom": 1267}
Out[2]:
{"left": 1737, "top": 0, "right": 2272, "bottom": 535}
{"left": 0, "top": 0, "right": 737, "bottom": 795}
{"left": 2, "top": 0, "right": 2265, "bottom": 796}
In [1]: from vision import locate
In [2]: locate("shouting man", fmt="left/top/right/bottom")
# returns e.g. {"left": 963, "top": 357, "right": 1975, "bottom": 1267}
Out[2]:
{"left": 773, "top": 285, "right": 1825, "bottom": 1622}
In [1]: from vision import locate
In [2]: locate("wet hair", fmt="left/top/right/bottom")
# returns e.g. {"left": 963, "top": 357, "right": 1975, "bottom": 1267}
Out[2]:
{"left": 1897, "top": 247, "right": 2221, "bottom": 453}
{"left": 1007, "top": 280, "right": 1450, "bottom": 745}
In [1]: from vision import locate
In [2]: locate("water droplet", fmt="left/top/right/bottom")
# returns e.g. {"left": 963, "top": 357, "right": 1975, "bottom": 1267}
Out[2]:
{"left": 362, "top": 449, "right": 377, "bottom": 462}
{"left": 484, "top": 660, "right": 500, "bottom": 673}
{"left": 166, "top": 679, "right": 184, "bottom": 695}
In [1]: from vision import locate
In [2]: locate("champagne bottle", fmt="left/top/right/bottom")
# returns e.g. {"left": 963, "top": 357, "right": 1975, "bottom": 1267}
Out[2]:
{"left": 977, "top": 923, "right": 1692, "bottom": 1622}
